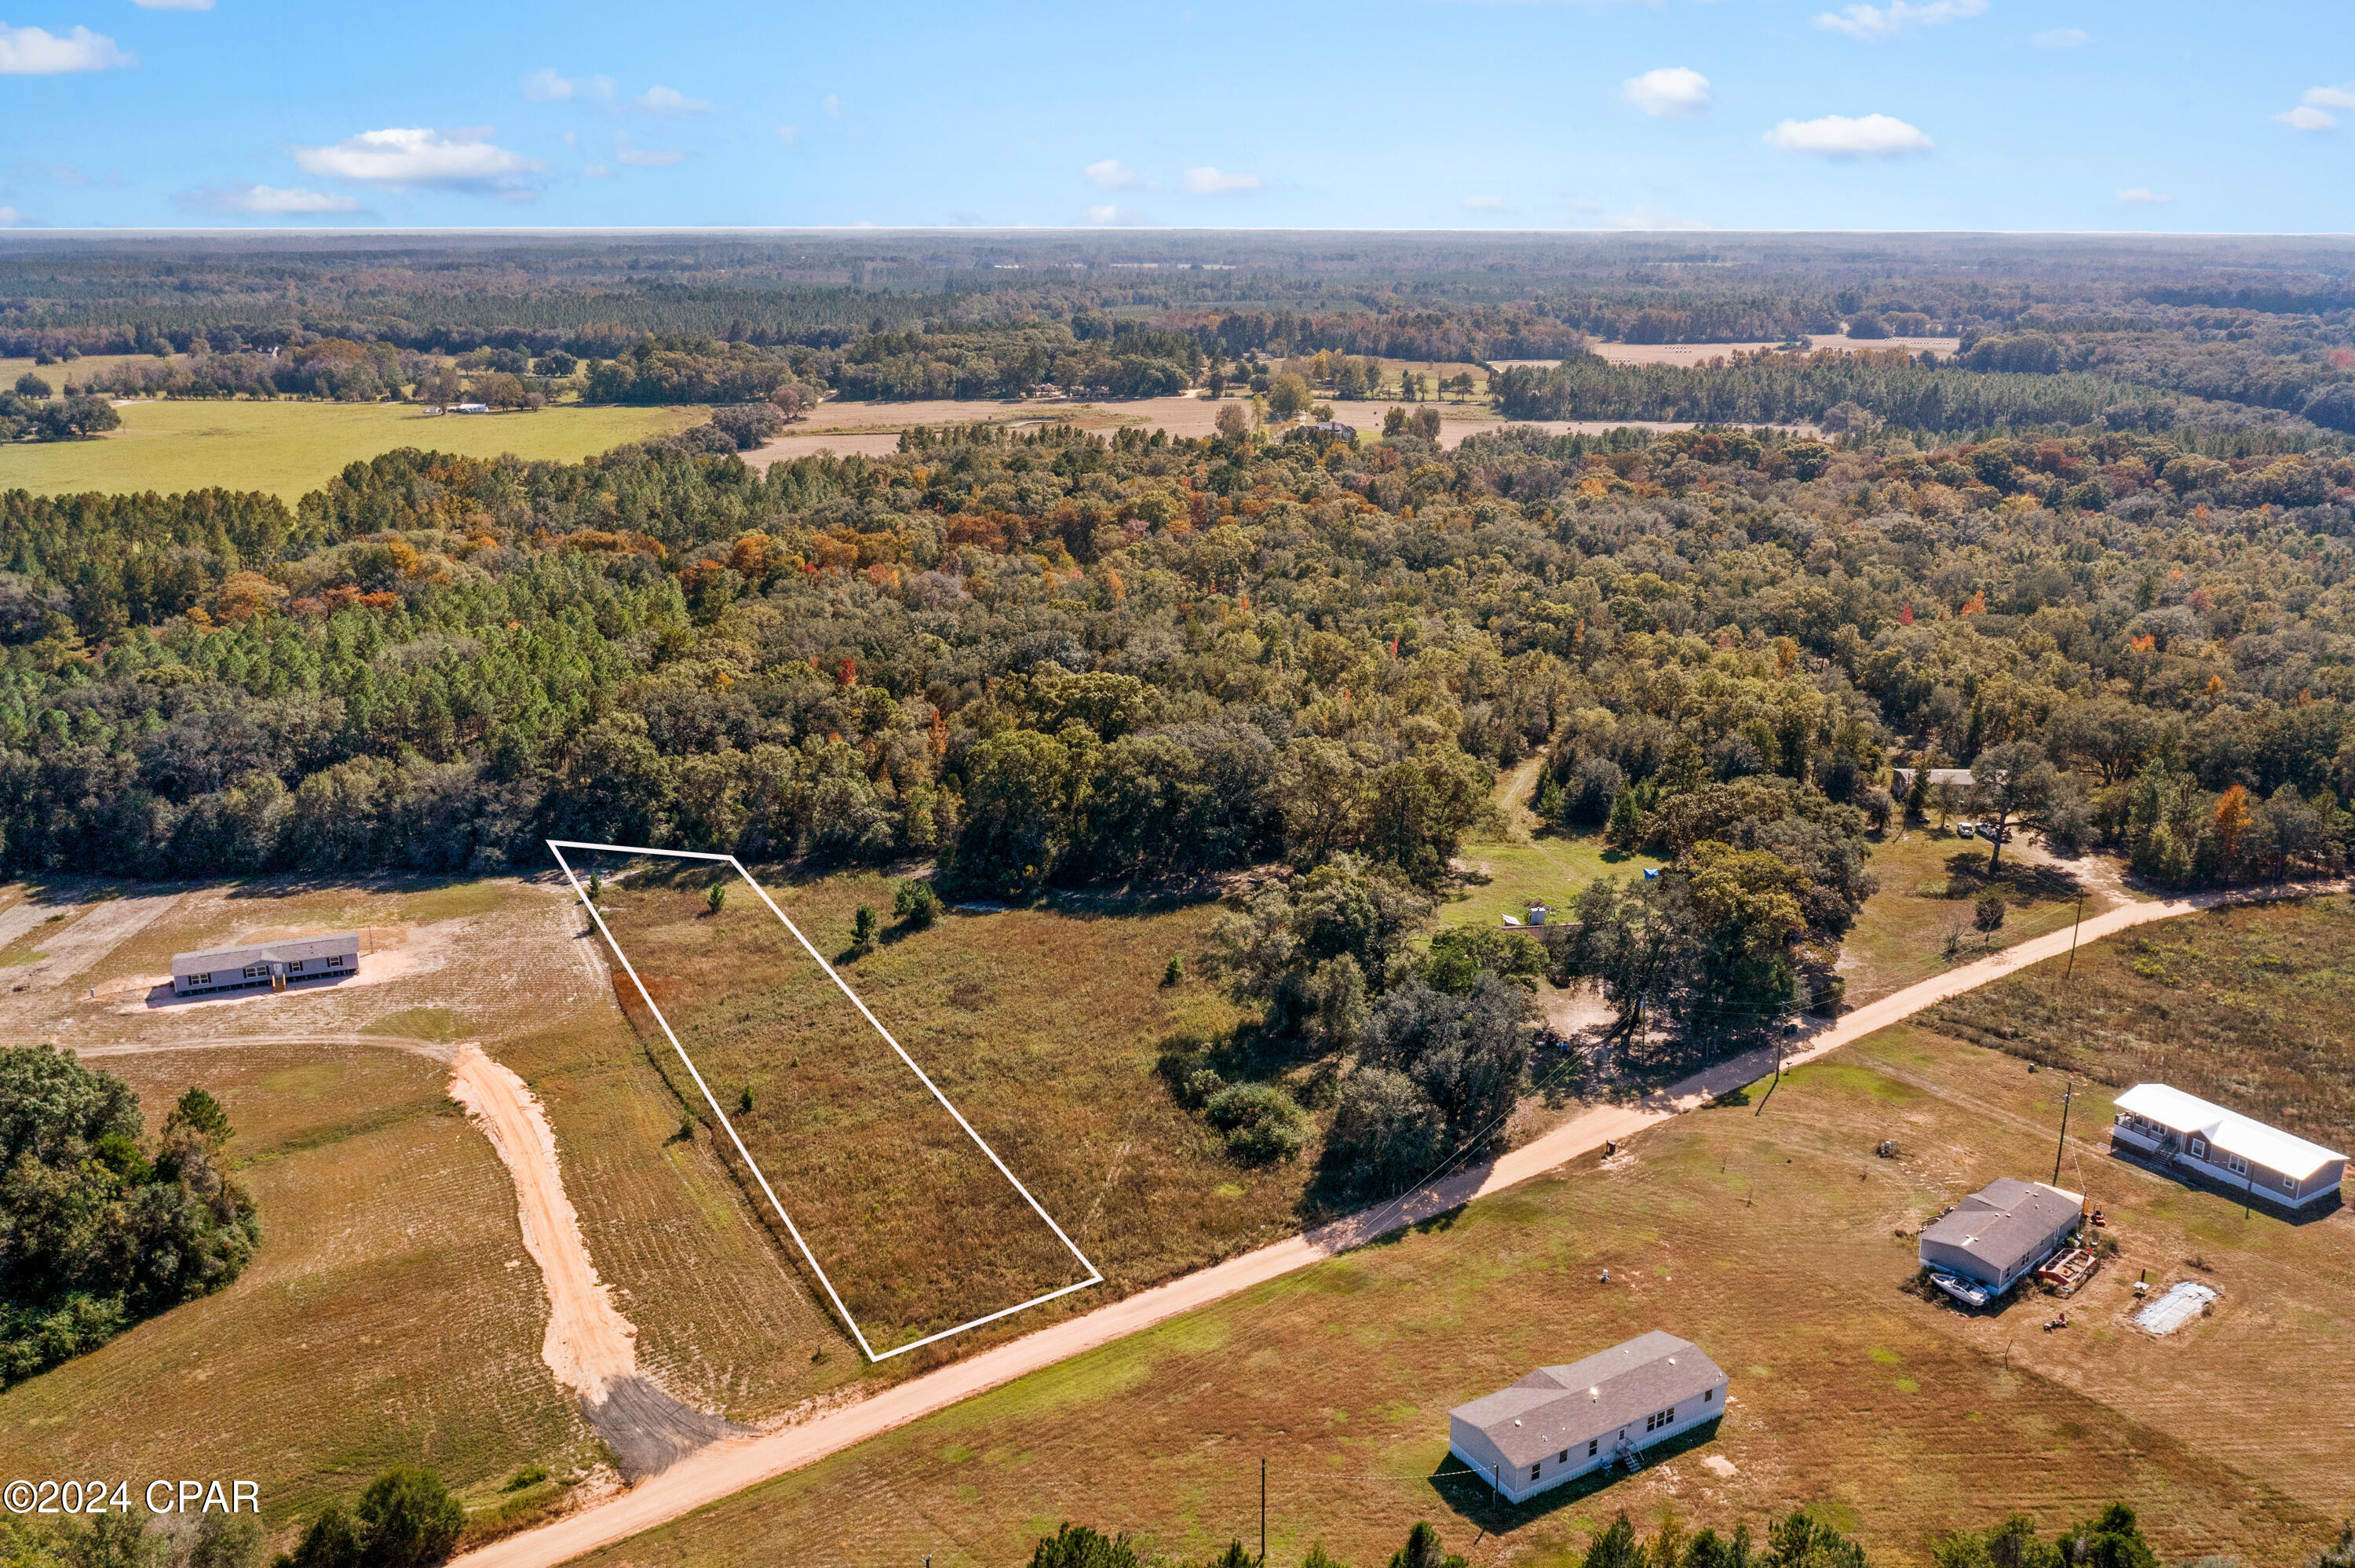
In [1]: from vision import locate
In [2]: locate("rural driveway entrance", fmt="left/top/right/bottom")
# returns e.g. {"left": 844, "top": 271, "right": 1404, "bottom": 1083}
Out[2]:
{"left": 451, "top": 877, "right": 2336, "bottom": 1568}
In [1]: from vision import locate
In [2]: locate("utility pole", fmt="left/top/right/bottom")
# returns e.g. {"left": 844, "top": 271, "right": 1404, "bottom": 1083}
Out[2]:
{"left": 1260, "top": 1457, "right": 1266, "bottom": 1566}
{"left": 2063, "top": 890, "right": 2086, "bottom": 983}
{"left": 2052, "top": 1079, "right": 2073, "bottom": 1185}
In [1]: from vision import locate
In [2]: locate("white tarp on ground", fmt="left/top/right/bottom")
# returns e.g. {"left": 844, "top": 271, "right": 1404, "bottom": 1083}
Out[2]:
{"left": 2133, "top": 1280, "right": 2218, "bottom": 1334}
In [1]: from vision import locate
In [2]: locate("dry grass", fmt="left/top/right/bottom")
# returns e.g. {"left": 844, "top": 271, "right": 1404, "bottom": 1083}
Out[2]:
{"left": 1835, "top": 830, "right": 2104, "bottom": 1005}
{"left": 0, "top": 872, "right": 871, "bottom": 1526}
{"left": 586, "top": 859, "right": 1311, "bottom": 1358}
{"left": 0, "top": 1040, "right": 597, "bottom": 1525}
{"left": 559, "top": 1023, "right": 2354, "bottom": 1568}
{"left": 1922, "top": 891, "right": 2355, "bottom": 1152}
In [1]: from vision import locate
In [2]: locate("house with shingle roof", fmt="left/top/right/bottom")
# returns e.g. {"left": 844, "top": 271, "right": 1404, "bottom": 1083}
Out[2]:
{"left": 1917, "top": 1177, "right": 2082, "bottom": 1298}
{"left": 1447, "top": 1332, "right": 1727, "bottom": 1501}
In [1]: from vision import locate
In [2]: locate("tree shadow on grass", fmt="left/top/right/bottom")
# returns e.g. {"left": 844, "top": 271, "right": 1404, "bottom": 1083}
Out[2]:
{"left": 1426, "top": 1417, "right": 1727, "bottom": 1533}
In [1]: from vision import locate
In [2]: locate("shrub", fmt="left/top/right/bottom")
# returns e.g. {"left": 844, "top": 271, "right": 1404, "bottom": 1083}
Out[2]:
{"left": 1973, "top": 889, "right": 2007, "bottom": 931}
{"left": 893, "top": 879, "right": 941, "bottom": 929}
{"left": 1204, "top": 1083, "right": 1309, "bottom": 1163}
{"left": 354, "top": 1468, "right": 466, "bottom": 1568}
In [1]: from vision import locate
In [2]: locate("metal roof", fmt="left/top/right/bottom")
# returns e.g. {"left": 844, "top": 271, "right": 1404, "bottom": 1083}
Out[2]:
{"left": 1450, "top": 1332, "right": 1724, "bottom": 1468}
{"left": 2114, "top": 1083, "right": 2345, "bottom": 1181}
{"left": 172, "top": 931, "right": 360, "bottom": 977}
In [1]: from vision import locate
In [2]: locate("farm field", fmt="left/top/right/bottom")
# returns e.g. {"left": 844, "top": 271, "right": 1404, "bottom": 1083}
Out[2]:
{"left": 581, "top": 858, "right": 1316, "bottom": 1359}
{"left": 0, "top": 871, "right": 849, "bottom": 1527}
{"left": 554, "top": 958, "right": 2355, "bottom": 1568}
{"left": 1492, "top": 335, "right": 1961, "bottom": 370}
{"left": 0, "top": 398, "right": 705, "bottom": 498}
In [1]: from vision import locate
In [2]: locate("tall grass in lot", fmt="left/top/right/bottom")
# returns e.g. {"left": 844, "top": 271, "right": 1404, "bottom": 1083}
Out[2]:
{"left": 1923, "top": 891, "right": 2355, "bottom": 1148}
{"left": 0, "top": 399, "right": 706, "bottom": 499}
{"left": 559, "top": 1026, "right": 2355, "bottom": 1568}
{"left": 586, "top": 862, "right": 1301, "bottom": 1358}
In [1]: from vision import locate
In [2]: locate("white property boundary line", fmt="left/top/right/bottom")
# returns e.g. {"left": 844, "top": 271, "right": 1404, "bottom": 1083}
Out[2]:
{"left": 546, "top": 840, "right": 1103, "bottom": 1362}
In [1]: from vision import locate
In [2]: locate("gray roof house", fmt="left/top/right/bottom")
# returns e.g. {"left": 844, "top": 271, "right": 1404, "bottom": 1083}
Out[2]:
{"left": 1448, "top": 1332, "right": 1726, "bottom": 1503}
{"left": 173, "top": 932, "right": 361, "bottom": 997}
{"left": 1918, "top": 1178, "right": 2083, "bottom": 1300}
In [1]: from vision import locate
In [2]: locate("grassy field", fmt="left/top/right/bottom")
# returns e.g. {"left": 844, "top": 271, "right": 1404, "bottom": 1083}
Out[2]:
{"left": 0, "top": 399, "right": 705, "bottom": 499}
{"left": 560, "top": 999, "right": 2353, "bottom": 1568}
{"left": 0, "top": 1037, "right": 597, "bottom": 1526}
{"left": 1834, "top": 828, "right": 2106, "bottom": 1004}
{"left": 1923, "top": 890, "right": 2355, "bottom": 1153}
{"left": 0, "top": 872, "right": 869, "bottom": 1531}
{"left": 588, "top": 859, "right": 1313, "bottom": 1359}
{"left": 1447, "top": 835, "right": 1663, "bottom": 930}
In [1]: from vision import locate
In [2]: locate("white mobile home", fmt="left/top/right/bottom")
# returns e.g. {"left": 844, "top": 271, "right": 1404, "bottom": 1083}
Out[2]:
{"left": 172, "top": 932, "right": 361, "bottom": 997}
{"left": 1917, "top": 1178, "right": 2083, "bottom": 1298}
{"left": 1448, "top": 1332, "right": 1726, "bottom": 1502}
{"left": 2110, "top": 1083, "right": 2345, "bottom": 1209}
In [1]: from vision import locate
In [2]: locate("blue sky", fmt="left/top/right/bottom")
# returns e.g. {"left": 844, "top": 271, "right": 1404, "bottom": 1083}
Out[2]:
{"left": 1, "top": 0, "right": 2350, "bottom": 232}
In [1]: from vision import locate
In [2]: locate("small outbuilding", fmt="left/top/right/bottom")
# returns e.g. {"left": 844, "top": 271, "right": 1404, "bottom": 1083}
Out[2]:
{"left": 1918, "top": 1177, "right": 2083, "bottom": 1301}
{"left": 2110, "top": 1083, "right": 2345, "bottom": 1209}
{"left": 1448, "top": 1332, "right": 1726, "bottom": 1501}
{"left": 172, "top": 932, "right": 361, "bottom": 997}
{"left": 1890, "top": 766, "right": 1974, "bottom": 793}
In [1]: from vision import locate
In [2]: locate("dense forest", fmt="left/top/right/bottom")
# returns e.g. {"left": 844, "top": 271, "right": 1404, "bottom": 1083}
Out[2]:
{"left": 0, "top": 404, "right": 2350, "bottom": 1081}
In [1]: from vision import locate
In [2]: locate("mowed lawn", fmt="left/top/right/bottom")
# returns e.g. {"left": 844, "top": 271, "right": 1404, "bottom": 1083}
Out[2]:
{"left": 586, "top": 862, "right": 1295, "bottom": 1362}
{"left": 564, "top": 939, "right": 2355, "bottom": 1568}
{"left": 0, "top": 399, "right": 706, "bottom": 498}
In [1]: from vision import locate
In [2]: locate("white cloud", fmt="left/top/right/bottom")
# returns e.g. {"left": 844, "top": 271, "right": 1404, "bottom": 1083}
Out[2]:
{"left": 1814, "top": 0, "right": 1984, "bottom": 39}
{"left": 177, "top": 182, "right": 366, "bottom": 215}
{"left": 2275, "top": 104, "right": 2335, "bottom": 132}
{"left": 1083, "top": 204, "right": 1156, "bottom": 225}
{"left": 292, "top": 127, "right": 546, "bottom": 197}
{"left": 1764, "top": 112, "right": 1933, "bottom": 157}
{"left": 614, "top": 134, "right": 685, "bottom": 168}
{"left": 0, "top": 22, "right": 133, "bottom": 72}
{"left": 1083, "top": 159, "right": 1157, "bottom": 191}
{"left": 2116, "top": 188, "right": 2172, "bottom": 205}
{"left": 0, "top": 206, "right": 32, "bottom": 226}
{"left": 822, "top": 94, "right": 842, "bottom": 116}
{"left": 1181, "top": 166, "right": 1261, "bottom": 195}
{"left": 635, "top": 85, "right": 717, "bottom": 115}
{"left": 521, "top": 68, "right": 613, "bottom": 103}
{"left": 132, "top": 0, "right": 214, "bottom": 9}
{"left": 1460, "top": 195, "right": 1511, "bottom": 212}
{"left": 582, "top": 163, "right": 612, "bottom": 179}
{"left": 2303, "top": 85, "right": 2355, "bottom": 109}
{"left": 2031, "top": 27, "right": 2090, "bottom": 48}
{"left": 1623, "top": 66, "right": 1711, "bottom": 119}
{"left": 776, "top": 124, "right": 800, "bottom": 148}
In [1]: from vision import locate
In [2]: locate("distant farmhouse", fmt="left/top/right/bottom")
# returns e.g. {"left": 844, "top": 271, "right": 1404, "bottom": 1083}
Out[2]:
{"left": 1918, "top": 1177, "right": 2083, "bottom": 1304}
{"left": 1448, "top": 1332, "right": 1726, "bottom": 1501}
{"left": 1890, "top": 766, "right": 1973, "bottom": 793}
{"left": 172, "top": 932, "right": 361, "bottom": 997}
{"left": 2110, "top": 1083, "right": 2345, "bottom": 1209}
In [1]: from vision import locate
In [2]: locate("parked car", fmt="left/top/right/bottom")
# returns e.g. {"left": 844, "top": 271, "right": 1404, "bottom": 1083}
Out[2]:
{"left": 1957, "top": 822, "right": 1976, "bottom": 838}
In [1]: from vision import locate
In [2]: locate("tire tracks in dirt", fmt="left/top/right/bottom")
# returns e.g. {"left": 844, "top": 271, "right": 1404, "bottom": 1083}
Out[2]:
{"left": 447, "top": 1044, "right": 748, "bottom": 1482}
{"left": 451, "top": 877, "right": 2343, "bottom": 1568}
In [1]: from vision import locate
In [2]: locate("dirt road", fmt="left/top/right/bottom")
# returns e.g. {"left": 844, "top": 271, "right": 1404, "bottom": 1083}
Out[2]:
{"left": 451, "top": 876, "right": 2335, "bottom": 1568}
{"left": 449, "top": 1045, "right": 747, "bottom": 1479}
